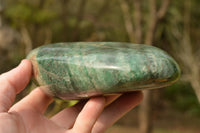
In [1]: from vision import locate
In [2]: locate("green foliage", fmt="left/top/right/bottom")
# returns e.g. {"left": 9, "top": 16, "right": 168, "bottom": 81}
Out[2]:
{"left": 164, "top": 82, "right": 200, "bottom": 116}
{"left": 5, "top": 3, "right": 33, "bottom": 23}
{"left": 33, "top": 9, "right": 57, "bottom": 24}
{"left": 5, "top": 2, "right": 57, "bottom": 26}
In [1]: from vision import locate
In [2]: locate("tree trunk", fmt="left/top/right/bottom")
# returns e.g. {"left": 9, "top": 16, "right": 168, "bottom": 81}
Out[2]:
{"left": 0, "top": 0, "right": 4, "bottom": 27}
{"left": 119, "top": 0, "right": 171, "bottom": 132}
{"left": 139, "top": 1, "right": 171, "bottom": 133}
{"left": 72, "top": 0, "right": 88, "bottom": 41}
{"left": 60, "top": 0, "right": 70, "bottom": 41}
{"left": 180, "top": 0, "right": 200, "bottom": 102}
{"left": 119, "top": 0, "right": 135, "bottom": 42}
{"left": 133, "top": 0, "right": 142, "bottom": 44}
{"left": 139, "top": 91, "right": 152, "bottom": 133}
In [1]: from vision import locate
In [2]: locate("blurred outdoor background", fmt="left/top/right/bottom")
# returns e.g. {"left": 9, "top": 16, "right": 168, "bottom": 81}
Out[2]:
{"left": 0, "top": 0, "right": 200, "bottom": 133}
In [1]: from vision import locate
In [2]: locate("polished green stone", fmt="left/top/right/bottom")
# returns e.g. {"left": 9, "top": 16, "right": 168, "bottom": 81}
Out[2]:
{"left": 27, "top": 42, "right": 180, "bottom": 100}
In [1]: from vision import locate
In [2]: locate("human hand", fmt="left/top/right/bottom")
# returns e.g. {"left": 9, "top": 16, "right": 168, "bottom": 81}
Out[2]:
{"left": 0, "top": 59, "right": 143, "bottom": 133}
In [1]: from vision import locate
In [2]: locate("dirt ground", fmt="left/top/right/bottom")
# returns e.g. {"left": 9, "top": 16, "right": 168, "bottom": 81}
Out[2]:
{"left": 105, "top": 107, "right": 200, "bottom": 133}
{"left": 106, "top": 125, "right": 199, "bottom": 133}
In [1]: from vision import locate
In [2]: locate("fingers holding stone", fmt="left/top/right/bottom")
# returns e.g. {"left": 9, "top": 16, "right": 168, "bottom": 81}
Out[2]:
{"left": 104, "top": 94, "right": 121, "bottom": 107}
{"left": 50, "top": 100, "right": 88, "bottom": 129}
{"left": 72, "top": 96, "right": 105, "bottom": 133}
{"left": 92, "top": 91, "right": 143, "bottom": 133}
{"left": 50, "top": 94, "right": 120, "bottom": 129}
{"left": 51, "top": 97, "right": 105, "bottom": 132}
{"left": 51, "top": 92, "right": 142, "bottom": 133}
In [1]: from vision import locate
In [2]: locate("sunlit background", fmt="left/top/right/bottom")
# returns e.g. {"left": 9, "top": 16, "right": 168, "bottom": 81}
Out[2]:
{"left": 0, "top": 0, "right": 200, "bottom": 133}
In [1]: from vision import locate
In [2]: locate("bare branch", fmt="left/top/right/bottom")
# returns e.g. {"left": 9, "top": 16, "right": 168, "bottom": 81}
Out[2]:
{"left": 95, "top": 0, "right": 111, "bottom": 18}
{"left": 149, "top": 0, "right": 157, "bottom": 16}
{"left": 157, "top": 0, "right": 171, "bottom": 20}
{"left": 133, "top": 0, "right": 142, "bottom": 43}
{"left": 145, "top": 0, "right": 171, "bottom": 45}
{"left": 21, "top": 26, "right": 32, "bottom": 54}
{"left": 145, "top": 0, "right": 157, "bottom": 45}
{"left": 44, "top": 28, "right": 52, "bottom": 45}
{"left": 119, "top": 0, "right": 135, "bottom": 42}
{"left": 85, "top": 0, "right": 111, "bottom": 41}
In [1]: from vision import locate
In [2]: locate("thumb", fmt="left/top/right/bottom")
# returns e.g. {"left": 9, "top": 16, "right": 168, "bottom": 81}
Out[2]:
{"left": 0, "top": 59, "right": 32, "bottom": 112}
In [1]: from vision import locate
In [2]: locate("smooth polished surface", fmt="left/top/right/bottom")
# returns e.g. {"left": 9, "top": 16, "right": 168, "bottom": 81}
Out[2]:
{"left": 27, "top": 42, "right": 180, "bottom": 99}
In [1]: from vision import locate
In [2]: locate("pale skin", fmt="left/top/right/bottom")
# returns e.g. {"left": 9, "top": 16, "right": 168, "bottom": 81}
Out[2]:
{"left": 0, "top": 59, "right": 143, "bottom": 133}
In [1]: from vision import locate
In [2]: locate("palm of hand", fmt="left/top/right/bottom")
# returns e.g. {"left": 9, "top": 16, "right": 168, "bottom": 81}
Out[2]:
{"left": 0, "top": 60, "right": 143, "bottom": 133}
